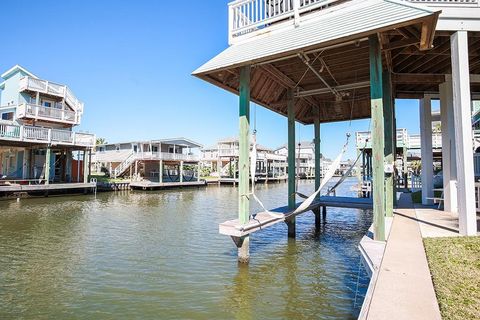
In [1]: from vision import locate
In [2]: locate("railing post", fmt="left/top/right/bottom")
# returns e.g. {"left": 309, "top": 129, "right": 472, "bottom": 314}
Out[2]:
{"left": 293, "top": 0, "right": 300, "bottom": 27}
{"left": 228, "top": 3, "right": 234, "bottom": 45}
{"left": 47, "top": 128, "right": 52, "bottom": 143}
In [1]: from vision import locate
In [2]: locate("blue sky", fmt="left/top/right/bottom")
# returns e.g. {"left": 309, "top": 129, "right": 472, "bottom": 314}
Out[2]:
{"left": 1, "top": 0, "right": 425, "bottom": 159}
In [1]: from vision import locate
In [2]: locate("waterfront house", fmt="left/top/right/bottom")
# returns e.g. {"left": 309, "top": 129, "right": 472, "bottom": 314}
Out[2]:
{"left": 0, "top": 65, "right": 95, "bottom": 190}
{"left": 200, "top": 137, "right": 287, "bottom": 179}
{"left": 93, "top": 138, "right": 203, "bottom": 184}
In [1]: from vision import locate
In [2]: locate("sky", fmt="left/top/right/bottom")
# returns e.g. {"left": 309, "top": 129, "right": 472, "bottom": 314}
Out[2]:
{"left": 1, "top": 0, "right": 428, "bottom": 159}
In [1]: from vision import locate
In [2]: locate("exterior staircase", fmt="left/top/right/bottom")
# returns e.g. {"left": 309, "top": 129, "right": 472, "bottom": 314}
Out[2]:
{"left": 113, "top": 151, "right": 136, "bottom": 178}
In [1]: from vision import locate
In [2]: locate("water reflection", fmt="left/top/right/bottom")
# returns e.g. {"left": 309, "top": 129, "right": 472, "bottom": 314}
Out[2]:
{"left": 0, "top": 179, "right": 370, "bottom": 319}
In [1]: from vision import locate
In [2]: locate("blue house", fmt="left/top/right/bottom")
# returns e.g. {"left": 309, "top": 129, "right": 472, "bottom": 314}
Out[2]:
{"left": 0, "top": 65, "right": 95, "bottom": 185}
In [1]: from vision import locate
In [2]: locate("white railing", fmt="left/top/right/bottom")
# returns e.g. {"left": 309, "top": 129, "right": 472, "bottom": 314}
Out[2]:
{"left": 74, "top": 133, "right": 96, "bottom": 146}
{"left": 228, "top": 0, "right": 337, "bottom": 44}
{"left": 113, "top": 151, "right": 200, "bottom": 178}
{"left": 408, "top": 0, "right": 479, "bottom": 6}
{"left": 19, "top": 76, "right": 84, "bottom": 113}
{"left": 409, "top": 134, "right": 421, "bottom": 149}
{"left": 17, "top": 103, "right": 78, "bottom": 124}
{"left": 0, "top": 122, "right": 94, "bottom": 147}
{"left": 218, "top": 147, "right": 239, "bottom": 156}
{"left": 113, "top": 150, "right": 136, "bottom": 178}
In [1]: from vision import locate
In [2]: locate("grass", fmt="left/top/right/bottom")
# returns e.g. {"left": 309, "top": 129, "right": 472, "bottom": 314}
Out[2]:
{"left": 424, "top": 237, "right": 480, "bottom": 320}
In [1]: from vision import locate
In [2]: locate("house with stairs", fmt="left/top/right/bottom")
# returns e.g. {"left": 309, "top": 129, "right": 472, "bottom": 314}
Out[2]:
{"left": 93, "top": 138, "right": 203, "bottom": 185}
{"left": 0, "top": 65, "right": 95, "bottom": 193}
{"left": 200, "top": 137, "right": 287, "bottom": 179}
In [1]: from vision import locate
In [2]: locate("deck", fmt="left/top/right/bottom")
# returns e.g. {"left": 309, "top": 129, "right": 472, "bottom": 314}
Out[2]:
{"left": 130, "top": 180, "right": 207, "bottom": 190}
{"left": 0, "top": 182, "right": 96, "bottom": 193}
{"left": 219, "top": 196, "right": 372, "bottom": 237}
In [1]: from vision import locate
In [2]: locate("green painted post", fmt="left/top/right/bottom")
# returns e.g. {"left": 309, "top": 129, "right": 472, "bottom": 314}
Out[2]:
{"left": 287, "top": 89, "right": 296, "bottom": 238}
{"left": 383, "top": 70, "right": 394, "bottom": 218}
{"left": 369, "top": 35, "right": 385, "bottom": 241}
{"left": 314, "top": 117, "right": 321, "bottom": 192}
{"left": 45, "top": 147, "right": 51, "bottom": 185}
{"left": 238, "top": 66, "right": 251, "bottom": 263}
{"left": 314, "top": 116, "right": 321, "bottom": 228}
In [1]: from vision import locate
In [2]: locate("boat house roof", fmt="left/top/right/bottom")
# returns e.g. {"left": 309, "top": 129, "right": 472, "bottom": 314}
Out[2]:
{"left": 193, "top": 0, "right": 442, "bottom": 124}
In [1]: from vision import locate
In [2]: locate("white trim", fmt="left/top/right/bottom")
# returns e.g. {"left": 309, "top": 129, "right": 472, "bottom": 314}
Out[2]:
{"left": 1, "top": 65, "right": 38, "bottom": 79}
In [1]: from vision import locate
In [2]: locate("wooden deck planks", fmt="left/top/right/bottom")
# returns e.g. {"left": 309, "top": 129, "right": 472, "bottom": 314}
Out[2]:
{"left": 0, "top": 182, "right": 95, "bottom": 192}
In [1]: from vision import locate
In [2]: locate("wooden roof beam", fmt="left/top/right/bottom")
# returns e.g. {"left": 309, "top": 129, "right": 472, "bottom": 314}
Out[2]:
{"left": 259, "top": 64, "right": 318, "bottom": 108}
{"left": 392, "top": 73, "right": 445, "bottom": 84}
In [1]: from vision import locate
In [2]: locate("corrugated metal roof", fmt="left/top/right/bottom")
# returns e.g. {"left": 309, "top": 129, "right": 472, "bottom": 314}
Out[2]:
{"left": 193, "top": 0, "right": 438, "bottom": 75}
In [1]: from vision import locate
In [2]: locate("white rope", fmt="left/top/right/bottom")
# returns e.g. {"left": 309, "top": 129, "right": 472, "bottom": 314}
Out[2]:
{"left": 288, "top": 135, "right": 350, "bottom": 216}
{"left": 249, "top": 133, "right": 283, "bottom": 218}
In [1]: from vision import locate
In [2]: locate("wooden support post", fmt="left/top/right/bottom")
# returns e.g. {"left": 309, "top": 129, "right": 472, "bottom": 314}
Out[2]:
{"left": 362, "top": 151, "right": 366, "bottom": 181}
{"left": 83, "top": 149, "right": 89, "bottom": 183}
{"left": 180, "top": 161, "right": 184, "bottom": 183}
{"left": 314, "top": 116, "right": 321, "bottom": 230}
{"left": 369, "top": 35, "right": 385, "bottom": 241}
{"left": 159, "top": 159, "right": 163, "bottom": 183}
{"left": 383, "top": 70, "right": 394, "bottom": 217}
{"left": 287, "top": 89, "right": 296, "bottom": 238}
{"left": 420, "top": 96, "right": 433, "bottom": 204}
{"left": 238, "top": 66, "right": 251, "bottom": 262}
{"left": 322, "top": 205, "right": 327, "bottom": 221}
{"left": 393, "top": 101, "right": 398, "bottom": 206}
{"left": 403, "top": 147, "right": 408, "bottom": 189}
{"left": 45, "top": 147, "right": 51, "bottom": 185}
{"left": 440, "top": 79, "right": 458, "bottom": 213}
{"left": 451, "top": 31, "right": 476, "bottom": 235}
{"left": 314, "top": 116, "right": 321, "bottom": 192}
{"left": 197, "top": 162, "right": 201, "bottom": 182}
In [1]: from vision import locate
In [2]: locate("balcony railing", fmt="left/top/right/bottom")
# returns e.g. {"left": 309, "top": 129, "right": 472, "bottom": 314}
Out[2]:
{"left": 228, "top": 0, "right": 479, "bottom": 44}
{"left": 229, "top": 0, "right": 336, "bottom": 44}
{"left": 17, "top": 103, "right": 79, "bottom": 124}
{"left": 0, "top": 122, "right": 95, "bottom": 147}
{"left": 19, "top": 76, "right": 84, "bottom": 113}
{"left": 137, "top": 151, "right": 199, "bottom": 162}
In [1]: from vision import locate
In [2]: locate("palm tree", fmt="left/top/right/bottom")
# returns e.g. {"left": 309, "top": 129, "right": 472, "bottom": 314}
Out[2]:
{"left": 96, "top": 137, "right": 107, "bottom": 146}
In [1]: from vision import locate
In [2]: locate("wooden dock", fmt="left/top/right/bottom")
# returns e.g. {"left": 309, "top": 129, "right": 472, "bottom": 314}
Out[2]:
{"left": 130, "top": 180, "right": 207, "bottom": 190}
{"left": 219, "top": 196, "right": 373, "bottom": 238}
{"left": 0, "top": 182, "right": 96, "bottom": 193}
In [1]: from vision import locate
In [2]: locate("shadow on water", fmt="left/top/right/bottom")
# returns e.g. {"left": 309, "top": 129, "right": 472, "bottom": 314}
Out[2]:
{"left": 0, "top": 178, "right": 371, "bottom": 319}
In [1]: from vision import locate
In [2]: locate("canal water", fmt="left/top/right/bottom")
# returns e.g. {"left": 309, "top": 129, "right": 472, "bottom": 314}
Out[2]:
{"left": 0, "top": 178, "right": 371, "bottom": 319}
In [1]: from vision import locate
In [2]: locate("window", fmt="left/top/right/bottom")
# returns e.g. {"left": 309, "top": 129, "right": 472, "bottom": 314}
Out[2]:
{"left": 1, "top": 112, "right": 14, "bottom": 121}
{"left": 43, "top": 101, "right": 52, "bottom": 108}
{"left": 133, "top": 145, "right": 138, "bottom": 152}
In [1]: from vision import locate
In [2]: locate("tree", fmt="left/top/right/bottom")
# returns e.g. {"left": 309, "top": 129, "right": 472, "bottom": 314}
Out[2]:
{"left": 96, "top": 137, "right": 107, "bottom": 146}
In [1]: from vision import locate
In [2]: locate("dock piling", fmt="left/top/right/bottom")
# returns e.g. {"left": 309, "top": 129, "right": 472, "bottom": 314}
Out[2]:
{"left": 286, "top": 89, "right": 296, "bottom": 238}
{"left": 238, "top": 65, "right": 251, "bottom": 263}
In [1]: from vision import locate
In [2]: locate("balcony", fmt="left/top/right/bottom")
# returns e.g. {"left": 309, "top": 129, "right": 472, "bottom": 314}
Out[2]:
{"left": 0, "top": 122, "right": 95, "bottom": 147}
{"left": 228, "top": 0, "right": 479, "bottom": 44}
{"left": 137, "top": 151, "right": 200, "bottom": 162}
{"left": 19, "top": 76, "right": 84, "bottom": 113}
{"left": 16, "top": 103, "right": 80, "bottom": 125}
